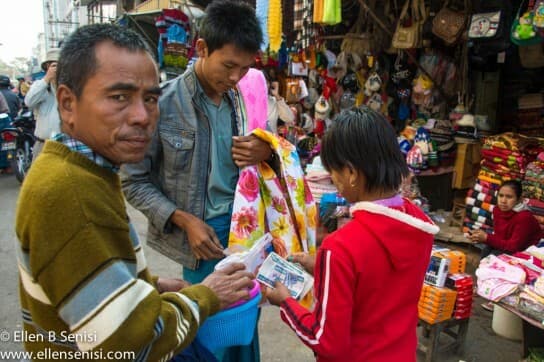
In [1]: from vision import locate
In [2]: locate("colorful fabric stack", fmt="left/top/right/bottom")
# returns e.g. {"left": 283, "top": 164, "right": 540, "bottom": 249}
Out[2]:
{"left": 526, "top": 199, "right": 544, "bottom": 231}
{"left": 463, "top": 181, "right": 498, "bottom": 234}
{"left": 523, "top": 152, "right": 544, "bottom": 202}
{"left": 446, "top": 274, "right": 474, "bottom": 320}
{"left": 418, "top": 284, "right": 457, "bottom": 324}
{"left": 463, "top": 133, "right": 544, "bottom": 234}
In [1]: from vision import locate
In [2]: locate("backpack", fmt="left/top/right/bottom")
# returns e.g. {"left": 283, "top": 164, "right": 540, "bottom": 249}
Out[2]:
{"left": 468, "top": 0, "right": 513, "bottom": 66}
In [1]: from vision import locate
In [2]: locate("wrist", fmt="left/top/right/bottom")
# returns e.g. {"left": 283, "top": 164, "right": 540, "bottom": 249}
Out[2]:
{"left": 171, "top": 209, "right": 191, "bottom": 230}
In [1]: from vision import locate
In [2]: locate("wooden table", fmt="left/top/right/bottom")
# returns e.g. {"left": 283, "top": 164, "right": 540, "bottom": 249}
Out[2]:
{"left": 496, "top": 302, "right": 544, "bottom": 358}
{"left": 417, "top": 317, "right": 469, "bottom": 362}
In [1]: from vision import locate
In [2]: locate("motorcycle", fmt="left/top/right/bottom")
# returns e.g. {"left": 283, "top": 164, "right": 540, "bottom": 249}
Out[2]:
{"left": 0, "top": 111, "right": 36, "bottom": 183}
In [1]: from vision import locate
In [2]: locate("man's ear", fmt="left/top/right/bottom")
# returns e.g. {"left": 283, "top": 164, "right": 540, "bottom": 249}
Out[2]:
{"left": 56, "top": 84, "right": 76, "bottom": 131}
{"left": 195, "top": 39, "right": 207, "bottom": 58}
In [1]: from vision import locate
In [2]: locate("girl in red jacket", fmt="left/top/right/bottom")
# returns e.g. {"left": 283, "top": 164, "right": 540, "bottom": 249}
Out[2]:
{"left": 468, "top": 180, "right": 543, "bottom": 256}
{"left": 267, "top": 107, "right": 439, "bottom": 362}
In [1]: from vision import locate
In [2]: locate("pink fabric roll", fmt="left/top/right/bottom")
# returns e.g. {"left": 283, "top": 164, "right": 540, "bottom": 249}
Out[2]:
{"left": 238, "top": 68, "right": 268, "bottom": 133}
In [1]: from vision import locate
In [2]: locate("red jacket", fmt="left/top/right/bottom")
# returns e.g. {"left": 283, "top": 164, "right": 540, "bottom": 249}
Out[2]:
{"left": 487, "top": 208, "right": 543, "bottom": 253}
{"left": 279, "top": 199, "right": 438, "bottom": 362}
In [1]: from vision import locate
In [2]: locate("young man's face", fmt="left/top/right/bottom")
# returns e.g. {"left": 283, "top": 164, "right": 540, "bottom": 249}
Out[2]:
{"left": 57, "top": 41, "right": 161, "bottom": 165}
{"left": 197, "top": 41, "right": 256, "bottom": 96}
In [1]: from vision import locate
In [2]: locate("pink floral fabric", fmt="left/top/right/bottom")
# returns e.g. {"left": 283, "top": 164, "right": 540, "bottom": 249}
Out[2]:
{"left": 228, "top": 129, "right": 317, "bottom": 258}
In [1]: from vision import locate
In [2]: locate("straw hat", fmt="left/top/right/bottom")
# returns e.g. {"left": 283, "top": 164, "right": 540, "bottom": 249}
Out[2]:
{"left": 41, "top": 48, "right": 61, "bottom": 71}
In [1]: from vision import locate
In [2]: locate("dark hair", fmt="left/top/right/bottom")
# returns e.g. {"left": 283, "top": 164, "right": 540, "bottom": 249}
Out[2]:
{"left": 321, "top": 107, "right": 409, "bottom": 193}
{"left": 499, "top": 180, "right": 523, "bottom": 199}
{"left": 200, "top": 0, "right": 262, "bottom": 54}
{"left": 57, "top": 24, "right": 154, "bottom": 98}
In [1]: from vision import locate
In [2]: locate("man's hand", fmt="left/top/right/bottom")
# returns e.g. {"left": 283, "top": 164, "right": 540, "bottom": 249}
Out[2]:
{"left": 156, "top": 277, "right": 191, "bottom": 293}
{"left": 232, "top": 135, "right": 272, "bottom": 168}
{"left": 201, "top": 263, "right": 255, "bottom": 309}
{"left": 266, "top": 281, "right": 291, "bottom": 306}
{"left": 44, "top": 62, "right": 57, "bottom": 83}
{"left": 171, "top": 210, "right": 224, "bottom": 260}
{"left": 288, "top": 252, "right": 316, "bottom": 274}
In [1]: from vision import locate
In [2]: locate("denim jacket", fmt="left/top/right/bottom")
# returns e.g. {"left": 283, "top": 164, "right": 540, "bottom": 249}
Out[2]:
{"left": 121, "top": 65, "right": 240, "bottom": 269}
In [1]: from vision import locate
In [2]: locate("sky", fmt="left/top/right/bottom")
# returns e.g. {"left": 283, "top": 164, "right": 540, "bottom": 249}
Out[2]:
{"left": 0, "top": 0, "right": 44, "bottom": 64}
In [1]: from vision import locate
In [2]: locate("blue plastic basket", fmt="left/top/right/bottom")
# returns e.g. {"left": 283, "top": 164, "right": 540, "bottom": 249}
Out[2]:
{"left": 196, "top": 290, "right": 261, "bottom": 352}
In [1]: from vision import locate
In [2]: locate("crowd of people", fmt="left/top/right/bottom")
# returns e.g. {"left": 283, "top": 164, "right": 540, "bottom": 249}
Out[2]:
{"left": 10, "top": 1, "right": 544, "bottom": 362}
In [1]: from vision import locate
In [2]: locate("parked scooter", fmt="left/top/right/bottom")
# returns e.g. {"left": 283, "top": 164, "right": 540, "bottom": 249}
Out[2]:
{"left": 0, "top": 111, "right": 36, "bottom": 183}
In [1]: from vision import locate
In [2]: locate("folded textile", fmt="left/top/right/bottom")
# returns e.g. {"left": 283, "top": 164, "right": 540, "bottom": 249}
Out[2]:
{"left": 476, "top": 254, "right": 526, "bottom": 301}
{"left": 467, "top": 189, "right": 496, "bottom": 204}
{"left": 474, "top": 182, "right": 498, "bottom": 197}
{"left": 467, "top": 205, "right": 492, "bottom": 218}
{"left": 465, "top": 197, "right": 495, "bottom": 213}
{"left": 478, "top": 173, "right": 504, "bottom": 186}
{"left": 464, "top": 220, "right": 493, "bottom": 232}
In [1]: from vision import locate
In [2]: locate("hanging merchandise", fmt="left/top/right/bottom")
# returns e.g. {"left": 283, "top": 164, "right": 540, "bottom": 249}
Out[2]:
{"left": 322, "top": 0, "right": 342, "bottom": 25}
{"left": 469, "top": 0, "right": 513, "bottom": 66}
{"left": 412, "top": 74, "right": 433, "bottom": 107}
{"left": 469, "top": 11, "right": 502, "bottom": 39}
{"left": 341, "top": 5, "right": 373, "bottom": 59}
{"left": 268, "top": 0, "right": 283, "bottom": 52}
{"left": 511, "top": 0, "right": 544, "bottom": 46}
{"left": 432, "top": 0, "right": 468, "bottom": 46}
{"left": 313, "top": 0, "right": 324, "bottom": 23}
{"left": 535, "top": 0, "right": 544, "bottom": 28}
{"left": 156, "top": 9, "right": 192, "bottom": 73}
{"left": 391, "top": 0, "right": 426, "bottom": 49}
{"left": 256, "top": 0, "right": 270, "bottom": 51}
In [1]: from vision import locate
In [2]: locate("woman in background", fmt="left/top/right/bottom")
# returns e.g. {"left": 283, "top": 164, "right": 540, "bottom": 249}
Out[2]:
{"left": 468, "top": 180, "right": 543, "bottom": 257}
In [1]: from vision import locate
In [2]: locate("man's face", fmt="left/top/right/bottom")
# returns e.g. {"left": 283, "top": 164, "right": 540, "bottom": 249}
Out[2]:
{"left": 57, "top": 41, "right": 160, "bottom": 165}
{"left": 197, "top": 41, "right": 256, "bottom": 95}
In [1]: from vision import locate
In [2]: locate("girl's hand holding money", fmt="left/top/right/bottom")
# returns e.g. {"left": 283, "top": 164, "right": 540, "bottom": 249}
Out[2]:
{"left": 288, "top": 253, "right": 316, "bottom": 274}
{"left": 266, "top": 281, "right": 292, "bottom": 306}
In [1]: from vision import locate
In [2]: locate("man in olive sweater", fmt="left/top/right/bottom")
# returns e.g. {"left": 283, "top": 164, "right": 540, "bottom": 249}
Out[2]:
{"left": 15, "top": 24, "right": 254, "bottom": 361}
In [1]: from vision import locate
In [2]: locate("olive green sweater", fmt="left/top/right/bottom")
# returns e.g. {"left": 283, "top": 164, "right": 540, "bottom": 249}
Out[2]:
{"left": 16, "top": 141, "right": 220, "bottom": 361}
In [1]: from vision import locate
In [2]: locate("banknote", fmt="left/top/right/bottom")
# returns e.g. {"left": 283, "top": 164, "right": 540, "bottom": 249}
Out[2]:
{"left": 257, "top": 252, "right": 314, "bottom": 299}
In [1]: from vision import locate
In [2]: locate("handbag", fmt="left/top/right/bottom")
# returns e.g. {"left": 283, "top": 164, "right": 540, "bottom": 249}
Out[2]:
{"left": 432, "top": 0, "right": 467, "bottom": 45}
{"left": 341, "top": 3, "right": 374, "bottom": 57}
{"left": 391, "top": 0, "right": 426, "bottom": 49}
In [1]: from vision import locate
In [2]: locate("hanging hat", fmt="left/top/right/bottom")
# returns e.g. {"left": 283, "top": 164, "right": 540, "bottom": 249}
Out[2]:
{"left": 314, "top": 95, "right": 331, "bottom": 119}
{"left": 41, "top": 48, "right": 61, "bottom": 71}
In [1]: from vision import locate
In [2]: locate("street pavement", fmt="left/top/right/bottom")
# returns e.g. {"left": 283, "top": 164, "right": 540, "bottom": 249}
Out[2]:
{"left": 0, "top": 173, "right": 524, "bottom": 361}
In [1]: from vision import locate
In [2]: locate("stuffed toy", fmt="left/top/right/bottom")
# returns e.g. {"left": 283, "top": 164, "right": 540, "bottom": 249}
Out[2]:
{"left": 514, "top": 12, "right": 536, "bottom": 40}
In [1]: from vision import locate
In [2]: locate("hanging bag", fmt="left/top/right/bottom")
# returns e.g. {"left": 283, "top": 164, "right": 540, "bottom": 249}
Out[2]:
{"left": 341, "top": 3, "right": 374, "bottom": 57}
{"left": 432, "top": 0, "right": 467, "bottom": 46}
{"left": 392, "top": 0, "right": 425, "bottom": 49}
